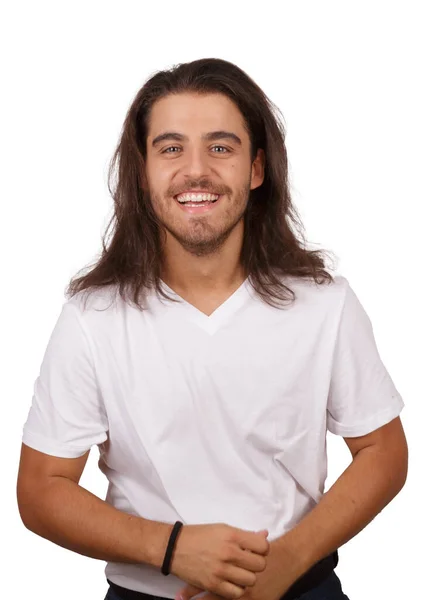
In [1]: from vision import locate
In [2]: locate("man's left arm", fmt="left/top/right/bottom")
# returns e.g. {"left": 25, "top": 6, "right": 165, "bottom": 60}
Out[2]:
{"left": 271, "top": 416, "right": 408, "bottom": 585}
{"left": 177, "top": 416, "right": 408, "bottom": 600}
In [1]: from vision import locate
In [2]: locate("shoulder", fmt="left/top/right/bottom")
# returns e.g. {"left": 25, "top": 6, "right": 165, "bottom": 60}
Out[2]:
{"left": 66, "top": 284, "right": 123, "bottom": 315}
{"left": 62, "top": 285, "right": 130, "bottom": 336}
{"left": 280, "top": 273, "right": 349, "bottom": 310}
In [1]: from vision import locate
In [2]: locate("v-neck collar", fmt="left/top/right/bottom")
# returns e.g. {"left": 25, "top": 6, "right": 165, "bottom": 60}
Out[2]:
{"left": 158, "top": 277, "right": 252, "bottom": 335}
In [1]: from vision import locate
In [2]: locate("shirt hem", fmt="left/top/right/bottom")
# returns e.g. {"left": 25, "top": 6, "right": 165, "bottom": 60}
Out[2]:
{"left": 327, "top": 398, "right": 405, "bottom": 437}
{"left": 22, "top": 429, "right": 91, "bottom": 458}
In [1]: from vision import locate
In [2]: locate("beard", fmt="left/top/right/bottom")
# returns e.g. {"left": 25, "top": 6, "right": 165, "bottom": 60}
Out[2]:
{"left": 150, "top": 181, "right": 252, "bottom": 257}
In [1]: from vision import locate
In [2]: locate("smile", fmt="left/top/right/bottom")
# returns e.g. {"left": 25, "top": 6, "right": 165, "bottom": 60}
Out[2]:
{"left": 173, "top": 193, "right": 223, "bottom": 214}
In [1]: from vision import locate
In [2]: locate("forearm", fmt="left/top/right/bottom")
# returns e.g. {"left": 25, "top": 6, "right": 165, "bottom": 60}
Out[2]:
{"left": 19, "top": 476, "right": 172, "bottom": 568}
{"left": 274, "top": 443, "right": 408, "bottom": 573}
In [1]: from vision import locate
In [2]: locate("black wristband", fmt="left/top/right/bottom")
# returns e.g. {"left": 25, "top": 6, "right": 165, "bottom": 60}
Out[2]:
{"left": 161, "top": 521, "right": 183, "bottom": 576}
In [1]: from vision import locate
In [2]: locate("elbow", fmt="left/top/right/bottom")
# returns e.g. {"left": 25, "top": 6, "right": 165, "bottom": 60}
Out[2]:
{"left": 16, "top": 480, "right": 42, "bottom": 534}
{"left": 384, "top": 436, "right": 409, "bottom": 499}
{"left": 17, "top": 492, "right": 36, "bottom": 532}
{"left": 395, "top": 443, "right": 409, "bottom": 493}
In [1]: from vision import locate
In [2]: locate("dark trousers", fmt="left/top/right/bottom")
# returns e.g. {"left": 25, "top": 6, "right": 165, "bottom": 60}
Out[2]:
{"left": 104, "top": 571, "right": 350, "bottom": 600}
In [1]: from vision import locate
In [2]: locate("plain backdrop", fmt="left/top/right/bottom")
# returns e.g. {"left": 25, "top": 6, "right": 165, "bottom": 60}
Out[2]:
{"left": 2, "top": 1, "right": 422, "bottom": 599}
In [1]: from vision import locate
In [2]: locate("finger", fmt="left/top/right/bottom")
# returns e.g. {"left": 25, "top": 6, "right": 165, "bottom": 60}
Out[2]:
{"left": 257, "top": 529, "right": 269, "bottom": 536}
{"left": 236, "top": 530, "right": 270, "bottom": 556}
{"left": 230, "top": 547, "right": 267, "bottom": 573}
{"left": 221, "top": 563, "right": 258, "bottom": 589}
{"left": 215, "top": 580, "right": 249, "bottom": 600}
{"left": 176, "top": 584, "right": 203, "bottom": 600}
{"left": 256, "top": 529, "right": 270, "bottom": 554}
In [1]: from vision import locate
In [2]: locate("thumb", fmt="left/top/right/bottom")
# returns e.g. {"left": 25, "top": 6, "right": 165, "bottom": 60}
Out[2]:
{"left": 176, "top": 584, "right": 204, "bottom": 600}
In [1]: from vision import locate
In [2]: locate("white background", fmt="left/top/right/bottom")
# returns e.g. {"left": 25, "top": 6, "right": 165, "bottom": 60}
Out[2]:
{"left": 2, "top": 1, "right": 422, "bottom": 599}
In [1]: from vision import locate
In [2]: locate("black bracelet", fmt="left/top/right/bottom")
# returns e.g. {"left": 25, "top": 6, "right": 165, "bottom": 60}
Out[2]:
{"left": 161, "top": 521, "right": 183, "bottom": 576}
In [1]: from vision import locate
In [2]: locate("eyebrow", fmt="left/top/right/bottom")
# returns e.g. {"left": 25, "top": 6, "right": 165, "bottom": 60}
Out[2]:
{"left": 151, "top": 130, "right": 242, "bottom": 148}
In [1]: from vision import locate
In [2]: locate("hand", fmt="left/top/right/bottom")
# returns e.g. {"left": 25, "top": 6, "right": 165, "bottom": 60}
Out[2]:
{"left": 175, "top": 538, "right": 306, "bottom": 600}
{"left": 170, "top": 524, "right": 270, "bottom": 600}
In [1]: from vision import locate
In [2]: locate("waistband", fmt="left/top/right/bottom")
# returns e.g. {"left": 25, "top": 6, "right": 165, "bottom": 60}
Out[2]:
{"left": 106, "top": 550, "right": 339, "bottom": 600}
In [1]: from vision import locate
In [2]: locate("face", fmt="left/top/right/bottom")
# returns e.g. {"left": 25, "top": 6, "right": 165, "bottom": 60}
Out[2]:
{"left": 144, "top": 92, "right": 264, "bottom": 256}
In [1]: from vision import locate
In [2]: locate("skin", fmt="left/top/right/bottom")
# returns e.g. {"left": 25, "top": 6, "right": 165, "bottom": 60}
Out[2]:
{"left": 144, "top": 92, "right": 265, "bottom": 313}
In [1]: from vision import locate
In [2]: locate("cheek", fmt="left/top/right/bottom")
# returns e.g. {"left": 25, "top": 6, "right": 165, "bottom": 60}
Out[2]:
{"left": 157, "top": 170, "right": 175, "bottom": 198}
{"left": 145, "top": 156, "right": 168, "bottom": 183}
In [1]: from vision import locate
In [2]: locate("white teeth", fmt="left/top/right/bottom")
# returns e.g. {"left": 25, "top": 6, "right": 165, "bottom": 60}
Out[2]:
{"left": 176, "top": 193, "right": 220, "bottom": 203}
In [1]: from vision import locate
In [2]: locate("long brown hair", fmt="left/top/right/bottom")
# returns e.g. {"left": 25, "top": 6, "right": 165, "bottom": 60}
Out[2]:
{"left": 66, "top": 57, "right": 336, "bottom": 311}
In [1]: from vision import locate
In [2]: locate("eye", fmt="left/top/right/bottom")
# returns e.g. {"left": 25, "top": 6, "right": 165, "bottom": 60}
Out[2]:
{"left": 161, "top": 145, "right": 230, "bottom": 154}
{"left": 162, "top": 146, "right": 181, "bottom": 153}
{"left": 211, "top": 145, "right": 229, "bottom": 153}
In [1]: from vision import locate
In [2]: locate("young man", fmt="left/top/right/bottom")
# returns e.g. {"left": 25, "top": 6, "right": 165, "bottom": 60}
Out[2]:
{"left": 17, "top": 58, "right": 407, "bottom": 600}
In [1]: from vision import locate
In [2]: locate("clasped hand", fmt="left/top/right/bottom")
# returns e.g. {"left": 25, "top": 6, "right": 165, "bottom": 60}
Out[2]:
{"left": 175, "top": 540, "right": 301, "bottom": 600}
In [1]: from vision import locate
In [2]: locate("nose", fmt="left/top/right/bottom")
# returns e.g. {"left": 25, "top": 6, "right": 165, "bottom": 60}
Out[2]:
{"left": 180, "top": 146, "right": 212, "bottom": 179}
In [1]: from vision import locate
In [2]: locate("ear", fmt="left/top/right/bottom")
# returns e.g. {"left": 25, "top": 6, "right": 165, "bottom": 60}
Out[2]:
{"left": 250, "top": 148, "right": 265, "bottom": 191}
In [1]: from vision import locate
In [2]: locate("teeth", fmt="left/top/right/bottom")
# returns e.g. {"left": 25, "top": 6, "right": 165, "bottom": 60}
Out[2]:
{"left": 176, "top": 193, "right": 220, "bottom": 203}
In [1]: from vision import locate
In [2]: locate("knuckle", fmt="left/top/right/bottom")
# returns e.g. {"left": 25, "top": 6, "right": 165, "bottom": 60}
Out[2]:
{"left": 226, "top": 528, "right": 238, "bottom": 544}
{"left": 254, "top": 557, "right": 266, "bottom": 572}
{"left": 216, "top": 583, "right": 234, "bottom": 600}
{"left": 213, "top": 564, "right": 227, "bottom": 581}
{"left": 208, "top": 575, "right": 222, "bottom": 593}
{"left": 221, "top": 546, "right": 237, "bottom": 563}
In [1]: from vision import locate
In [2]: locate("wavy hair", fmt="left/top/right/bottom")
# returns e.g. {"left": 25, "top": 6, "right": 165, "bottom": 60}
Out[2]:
{"left": 66, "top": 57, "right": 336, "bottom": 310}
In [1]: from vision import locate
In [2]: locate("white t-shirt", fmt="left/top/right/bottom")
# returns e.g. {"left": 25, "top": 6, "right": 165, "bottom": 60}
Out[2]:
{"left": 21, "top": 274, "right": 404, "bottom": 597}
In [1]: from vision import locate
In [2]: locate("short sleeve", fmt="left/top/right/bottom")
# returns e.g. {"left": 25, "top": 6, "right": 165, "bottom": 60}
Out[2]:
{"left": 327, "top": 281, "right": 405, "bottom": 437}
{"left": 22, "top": 302, "right": 109, "bottom": 458}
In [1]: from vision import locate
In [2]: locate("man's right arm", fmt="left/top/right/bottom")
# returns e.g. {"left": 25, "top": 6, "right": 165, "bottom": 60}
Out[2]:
{"left": 17, "top": 443, "right": 173, "bottom": 566}
{"left": 16, "top": 444, "right": 269, "bottom": 599}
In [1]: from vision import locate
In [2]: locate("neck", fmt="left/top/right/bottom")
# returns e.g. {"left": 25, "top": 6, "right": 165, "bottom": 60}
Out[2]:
{"left": 160, "top": 223, "right": 247, "bottom": 295}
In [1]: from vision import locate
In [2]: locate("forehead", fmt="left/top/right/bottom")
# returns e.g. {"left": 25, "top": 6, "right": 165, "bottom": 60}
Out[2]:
{"left": 146, "top": 92, "right": 249, "bottom": 141}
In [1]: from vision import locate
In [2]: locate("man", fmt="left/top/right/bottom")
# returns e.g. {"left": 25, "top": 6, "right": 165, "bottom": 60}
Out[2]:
{"left": 17, "top": 58, "right": 407, "bottom": 600}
